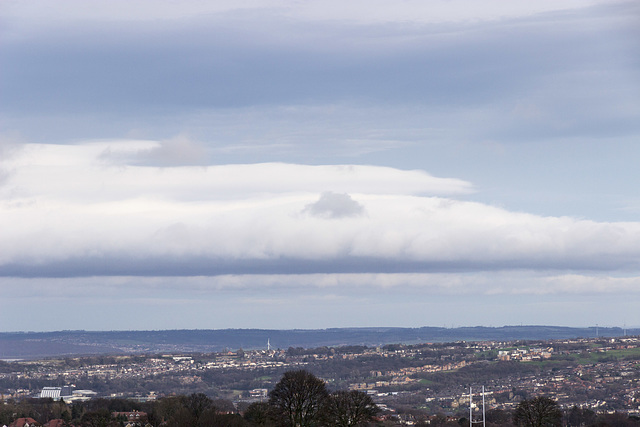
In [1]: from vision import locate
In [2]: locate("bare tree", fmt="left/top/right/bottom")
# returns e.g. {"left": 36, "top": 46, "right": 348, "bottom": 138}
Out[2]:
{"left": 321, "top": 390, "right": 379, "bottom": 427}
{"left": 155, "top": 393, "right": 215, "bottom": 427}
{"left": 243, "top": 402, "right": 277, "bottom": 426}
{"left": 513, "top": 396, "right": 561, "bottom": 427}
{"left": 565, "top": 405, "right": 595, "bottom": 427}
{"left": 268, "top": 370, "right": 328, "bottom": 427}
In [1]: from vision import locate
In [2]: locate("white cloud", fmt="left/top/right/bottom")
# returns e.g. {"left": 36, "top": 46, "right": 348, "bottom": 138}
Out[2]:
{"left": 3, "top": 141, "right": 640, "bottom": 277}
{"left": 1, "top": 141, "right": 473, "bottom": 202}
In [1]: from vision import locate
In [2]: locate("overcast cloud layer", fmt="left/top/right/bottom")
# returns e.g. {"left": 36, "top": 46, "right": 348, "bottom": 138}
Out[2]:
{"left": 1, "top": 0, "right": 639, "bottom": 331}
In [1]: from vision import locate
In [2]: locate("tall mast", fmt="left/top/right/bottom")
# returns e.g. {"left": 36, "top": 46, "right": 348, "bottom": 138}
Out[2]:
{"left": 469, "top": 387, "right": 473, "bottom": 427}
{"left": 469, "top": 386, "right": 486, "bottom": 427}
{"left": 482, "top": 386, "right": 486, "bottom": 427}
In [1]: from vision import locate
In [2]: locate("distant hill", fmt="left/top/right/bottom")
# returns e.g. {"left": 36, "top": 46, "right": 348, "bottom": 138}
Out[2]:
{"left": 1, "top": 326, "right": 637, "bottom": 360}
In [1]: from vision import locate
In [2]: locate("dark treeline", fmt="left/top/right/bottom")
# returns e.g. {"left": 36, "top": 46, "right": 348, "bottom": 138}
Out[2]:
{"left": 1, "top": 370, "right": 379, "bottom": 427}
{"left": 3, "top": 372, "right": 640, "bottom": 427}
{"left": 3, "top": 394, "right": 640, "bottom": 427}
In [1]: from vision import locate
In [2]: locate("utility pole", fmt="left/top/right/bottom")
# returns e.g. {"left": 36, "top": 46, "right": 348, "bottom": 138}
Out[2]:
{"left": 469, "top": 386, "right": 486, "bottom": 427}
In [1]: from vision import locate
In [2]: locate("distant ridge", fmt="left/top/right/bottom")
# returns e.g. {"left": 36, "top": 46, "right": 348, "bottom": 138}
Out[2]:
{"left": 1, "top": 326, "right": 637, "bottom": 360}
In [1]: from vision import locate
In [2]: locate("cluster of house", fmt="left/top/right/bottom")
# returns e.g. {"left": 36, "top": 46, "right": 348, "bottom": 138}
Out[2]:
{"left": 3, "top": 412, "right": 147, "bottom": 427}
{"left": 4, "top": 418, "right": 66, "bottom": 427}
{"left": 497, "top": 347, "right": 553, "bottom": 361}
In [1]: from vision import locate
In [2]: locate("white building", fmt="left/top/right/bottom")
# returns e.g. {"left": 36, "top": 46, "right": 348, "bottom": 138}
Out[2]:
{"left": 39, "top": 386, "right": 73, "bottom": 401}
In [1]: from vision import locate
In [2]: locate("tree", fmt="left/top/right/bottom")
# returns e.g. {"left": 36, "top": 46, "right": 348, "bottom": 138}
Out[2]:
{"left": 243, "top": 402, "right": 277, "bottom": 426}
{"left": 593, "top": 412, "right": 638, "bottom": 427}
{"left": 486, "top": 408, "right": 512, "bottom": 426}
{"left": 321, "top": 390, "right": 379, "bottom": 427}
{"left": 513, "top": 396, "right": 562, "bottom": 427}
{"left": 153, "top": 393, "right": 217, "bottom": 427}
{"left": 154, "top": 396, "right": 194, "bottom": 427}
{"left": 80, "top": 408, "right": 117, "bottom": 427}
{"left": 198, "top": 410, "right": 246, "bottom": 427}
{"left": 268, "top": 370, "right": 328, "bottom": 427}
{"left": 566, "top": 406, "right": 595, "bottom": 427}
{"left": 186, "top": 393, "right": 215, "bottom": 419}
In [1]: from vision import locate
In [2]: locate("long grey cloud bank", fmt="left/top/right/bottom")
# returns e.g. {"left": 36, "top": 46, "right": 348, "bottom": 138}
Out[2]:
{"left": 2, "top": 1, "right": 638, "bottom": 146}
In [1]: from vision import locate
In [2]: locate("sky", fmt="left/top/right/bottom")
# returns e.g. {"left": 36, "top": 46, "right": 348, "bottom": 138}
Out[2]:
{"left": 1, "top": 0, "right": 640, "bottom": 333}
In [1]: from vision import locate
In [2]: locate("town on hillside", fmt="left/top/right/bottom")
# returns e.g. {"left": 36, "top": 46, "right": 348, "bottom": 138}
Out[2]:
{"left": 2, "top": 335, "right": 640, "bottom": 425}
